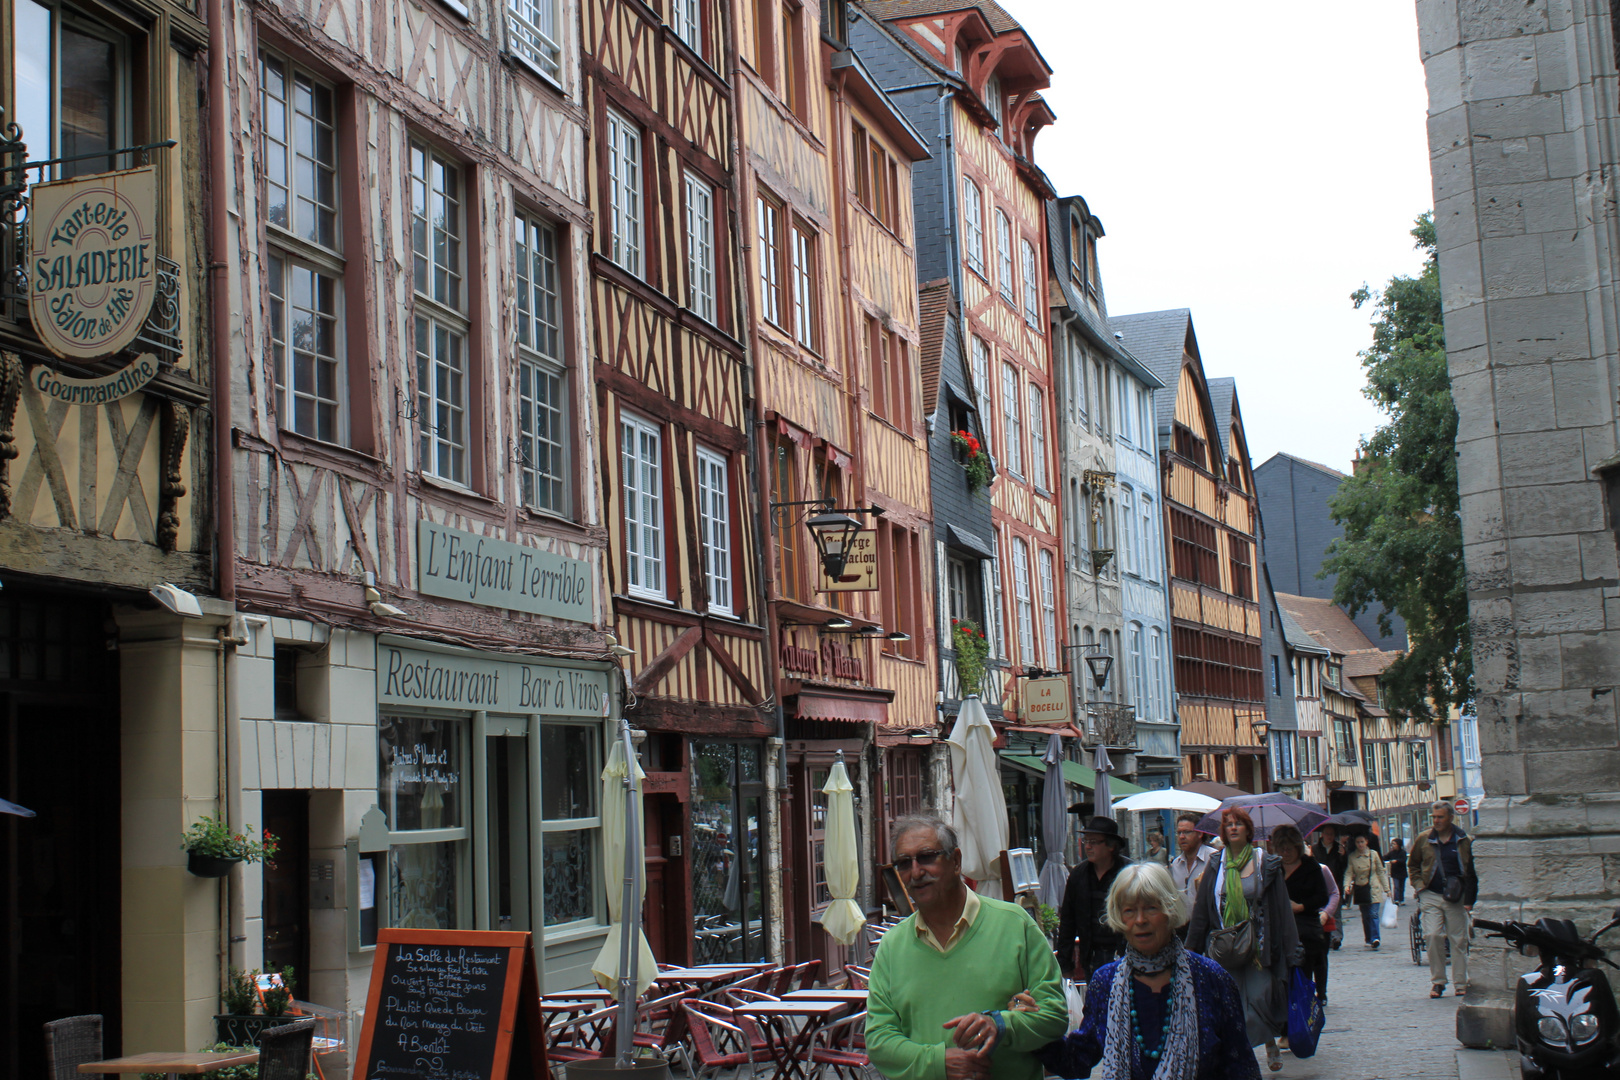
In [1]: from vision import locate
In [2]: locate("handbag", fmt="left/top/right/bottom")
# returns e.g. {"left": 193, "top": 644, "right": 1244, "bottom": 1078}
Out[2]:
{"left": 1207, "top": 919, "right": 1257, "bottom": 969}
{"left": 1286, "top": 967, "right": 1324, "bottom": 1058}
{"left": 1443, "top": 877, "right": 1465, "bottom": 904}
{"left": 1353, "top": 883, "right": 1371, "bottom": 906}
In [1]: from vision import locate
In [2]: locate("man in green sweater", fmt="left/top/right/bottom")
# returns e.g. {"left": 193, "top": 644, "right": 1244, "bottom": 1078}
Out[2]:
{"left": 867, "top": 813, "right": 1069, "bottom": 1080}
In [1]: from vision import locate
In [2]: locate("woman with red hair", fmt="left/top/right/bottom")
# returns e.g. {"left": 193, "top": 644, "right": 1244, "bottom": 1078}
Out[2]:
{"left": 1185, "top": 806, "right": 1301, "bottom": 1072}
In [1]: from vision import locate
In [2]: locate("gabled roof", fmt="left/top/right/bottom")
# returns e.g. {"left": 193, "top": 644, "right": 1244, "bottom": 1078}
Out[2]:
{"left": 862, "top": 0, "right": 1021, "bottom": 35}
{"left": 1208, "top": 378, "right": 1236, "bottom": 459}
{"left": 1044, "top": 200, "right": 1165, "bottom": 391}
{"left": 1261, "top": 451, "right": 1348, "bottom": 482}
{"left": 1278, "top": 606, "right": 1330, "bottom": 656}
{"left": 918, "top": 278, "right": 952, "bottom": 412}
{"left": 1274, "top": 592, "right": 1386, "bottom": 658}
{"left": 1109, "top": 308, "right": 1197, "bottom": 439}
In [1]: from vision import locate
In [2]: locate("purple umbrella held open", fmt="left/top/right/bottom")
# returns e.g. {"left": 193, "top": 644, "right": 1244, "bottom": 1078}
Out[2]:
{"left": 1194, "top": 792, "right": 1327, "bottom": 841}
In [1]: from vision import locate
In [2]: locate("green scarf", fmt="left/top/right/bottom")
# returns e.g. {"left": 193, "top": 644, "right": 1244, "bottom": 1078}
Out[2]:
{"left": 1222, "top": 844, "right": 1254, "bottom": 927}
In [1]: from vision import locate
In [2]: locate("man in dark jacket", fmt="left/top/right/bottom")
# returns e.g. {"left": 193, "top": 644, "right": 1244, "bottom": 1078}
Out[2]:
{"left": 1055, "top": 815, "right": 1132, "bottom": 979}
{"left": 1410, "top": 800, "right": 1477, "bottom": 997}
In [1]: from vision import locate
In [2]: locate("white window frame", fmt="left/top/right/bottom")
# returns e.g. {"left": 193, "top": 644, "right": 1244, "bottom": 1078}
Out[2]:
{"left": 995, "top": 210, "right": 1014, "bottom": 302}
{"left": 1070, "top": 331, "right": 1088, "bottom": 425}
{"left": 1028, "top": 383, "right": 1047, "bottom": 490}
{"left": 1118, "top": 487, "right": 1136, "bottom": 576}
{"left": 1038, "top": 548, "right": 1057, "bottom": 670}
{"left": 1138, "top": 386, "right": 1153, "bottom": 450}
{"left": 1021, "top": 238, "right": 1040, "bottom": 325}
{"left": 539, "top": 721, "right": 604, "bottom": 929}
{"left": 515, "top": 210, "right": 568, "bottom": 514}
{"left": 1001, "top": 362, "right": 1022, "bottom": 476}
{"left": 990, "top": 528, "right": 1007, "bottom": 661}
{"left": 962, "top": 178, "right": 985, "bottom": 275}
{"left": 508, "top": 0, "right": 563, "bottom": 83}
{"left": 970, "top": 336, "right": 992, "bottom": 437}
{"left": 670, "top": 0, "right": 701, "bottom": 53}
{"left": 1129, "top": 623, "right": 1146, "bottom": 712}
{"left": 791, "top": 221, "right": 817, "bottom": 350}
{"left": 621, "top": 413, "right": 665, "bottom": 599}
{"left": 684, "top": 171, "right": 716, "bottom": 323}
{"left": 267, "top": 255, "right": 344, "bottom": 444}
{"left": 411, "top": 141, "right": 469, "bottom": 484}
{"left": 1148, "top": 627, "right": 1165, "bottom": 721}
{"left": 757, "top": 195, "right": 783, "bottom": 327}
{"left": 696, "top": 447, "right": 733, "bottom": 616}
{"left": 1140, "top": 494, "right": 1156, "bottom": 581}
{"left": 1013, "top": 537, "right": 1035, "bottom": 666}
{"left": 606, "top": 108, "right": 643, "bottom": 276}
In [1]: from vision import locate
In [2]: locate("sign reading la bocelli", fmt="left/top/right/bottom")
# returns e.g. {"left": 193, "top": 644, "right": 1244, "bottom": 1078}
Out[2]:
{"left": 29, "top": 166, "right": 159, "bottom": 361}
{"left": 416, "top": 519, "right": 593, "bottom": 621}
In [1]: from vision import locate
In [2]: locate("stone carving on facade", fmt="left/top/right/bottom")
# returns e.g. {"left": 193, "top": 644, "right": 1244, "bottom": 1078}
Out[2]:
{"left": 157, "top": 399, "right": 188, "bottom": 552}
{"left": 0, "top": 350, "right": 23, "bottom": 520}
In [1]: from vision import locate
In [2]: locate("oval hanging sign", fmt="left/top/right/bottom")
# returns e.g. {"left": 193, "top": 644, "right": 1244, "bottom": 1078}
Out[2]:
{"left": 28, "top": 166, "right": 159, "bottom": 361}
{"left": 29, "top": 354, "right": 160, "bottom": 405}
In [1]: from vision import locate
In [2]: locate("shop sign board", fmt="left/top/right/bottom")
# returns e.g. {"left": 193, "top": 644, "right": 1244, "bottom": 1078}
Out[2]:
{"left": 29, "top": 352, "right": 159, "bottom": 405}
{"left": 28, "top": 166, "right": 160, "bottom": 361}
{"left": 818, "top": 528, "right": 878, "bottom": 592}
{"left": 379, "top": 642, "right": 609, "bottom": 716}
{"left": 416, "top": 519, "right": 593, "bottom": 621}
{"left": 1024, "top": 676, "right": 1073, "bottom": 725}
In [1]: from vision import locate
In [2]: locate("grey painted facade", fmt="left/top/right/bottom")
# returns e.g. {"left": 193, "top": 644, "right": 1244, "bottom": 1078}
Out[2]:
{"left": 1416, "top": 0, "right": 1620, "bottom": 1038}
{"left": 1254, "top": 453, "right": 1409, "bottom": 651}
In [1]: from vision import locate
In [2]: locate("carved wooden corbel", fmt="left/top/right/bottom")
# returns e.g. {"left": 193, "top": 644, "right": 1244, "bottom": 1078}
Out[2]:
{"left": 0, "top": 351, "right": 23, "bottom": 520}
{"left": 157, "top": 399, "right": 189, "bottom": 552}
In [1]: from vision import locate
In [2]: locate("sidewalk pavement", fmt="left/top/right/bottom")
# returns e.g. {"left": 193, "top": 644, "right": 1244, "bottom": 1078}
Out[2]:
{"left": 1255, "top": 906, "right": 1520, "bottom": 1079}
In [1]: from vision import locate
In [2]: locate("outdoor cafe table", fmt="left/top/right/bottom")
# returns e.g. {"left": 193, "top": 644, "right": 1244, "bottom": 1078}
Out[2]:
{"left": 735, "top": 999, "right": 852, "bottom": 1080}
{"left": 654, "top": 964, "right": 760, "bottom": 989}
{"left": 80, "top": 1051, "right": 260, "bottom": 1080}
{"left": 782, "top": 989, "right": 868, "bottom": 1005}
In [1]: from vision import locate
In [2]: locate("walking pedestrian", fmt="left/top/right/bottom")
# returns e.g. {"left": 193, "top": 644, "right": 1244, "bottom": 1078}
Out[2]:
{"left": 866, "top": 813, "right": 1068, "bottom": 1080}
{"left": 1186, "top": 807, "right": 1301, "bottom": 1072}
{"left": 1386, "top": 838, "right": 1408, "bottom": 903}
{"left": 1342, "top": 833, "right": 1390, "bottom": 948}
{"left": 1169, "top": 813, "right": 1216, "bottom": 917}
{"left": 1145, "top": 830, "right": 1170, "bottom": 865}
{"left": 1268, "top": 825, "right": 1330, "bottom": 1009}
{"left": 1410, "top": 801, "right": 1477, "bottom": 998}
{"left": 1029, "top": 863, "right": 1261, "bottom": 1080}
{"left": 1055, "top": 815, "right": 1133, "bottom": 980}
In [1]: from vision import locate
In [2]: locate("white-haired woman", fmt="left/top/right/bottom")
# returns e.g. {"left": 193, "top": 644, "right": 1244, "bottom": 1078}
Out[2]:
{"left": 1019, "top": 863, "right": 1260, "bottom": 1080}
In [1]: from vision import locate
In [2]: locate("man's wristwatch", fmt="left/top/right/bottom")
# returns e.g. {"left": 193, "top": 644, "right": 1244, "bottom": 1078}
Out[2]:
{"left": 981, "top": 1010, "right": 1007, "bottom": 1041}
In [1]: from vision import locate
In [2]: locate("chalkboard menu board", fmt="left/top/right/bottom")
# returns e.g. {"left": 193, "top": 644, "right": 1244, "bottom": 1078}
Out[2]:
{"left": 353, "top": 929, "right": 545, "bottom": 1080}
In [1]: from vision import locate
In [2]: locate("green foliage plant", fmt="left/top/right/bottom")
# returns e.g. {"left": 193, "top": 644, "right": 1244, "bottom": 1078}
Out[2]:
{"left": 221, "top": 968, "right": 260, "bottom": 1015}
{"left": 1037, "top": 903, "right": 1060, "bottom": 938}
{"left": 951, "top": 617, "right": 990, "bottom": 698}
{"left": 182, "top": 816, "right": 280, "bottom": 864}
{"left": 950, "top": 430, "right": 992, "bottom": 491}
{"left": 261, "top": 967, "right": 296, "bottom": 1017}
{"left": 1326, "top": 212, "right": 1471, "bottom": 718}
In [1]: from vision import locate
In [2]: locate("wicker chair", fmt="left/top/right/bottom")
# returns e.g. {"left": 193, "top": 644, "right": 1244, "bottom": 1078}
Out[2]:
{"left": 257, "top": 1019, "right": 317, "bottom": 1080}
{"left": 45, "top": 1015, "right": 104, "bottom": 1080}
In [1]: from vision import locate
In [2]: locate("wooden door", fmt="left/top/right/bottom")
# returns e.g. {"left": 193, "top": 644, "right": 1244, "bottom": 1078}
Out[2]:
{"left": 262, "top": 790, "right": 311, "bottom": 995}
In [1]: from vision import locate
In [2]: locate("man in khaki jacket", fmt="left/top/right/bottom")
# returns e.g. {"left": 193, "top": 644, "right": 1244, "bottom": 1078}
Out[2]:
{"left": 1409, "top": 801, "right": 1477, "bottom": 998}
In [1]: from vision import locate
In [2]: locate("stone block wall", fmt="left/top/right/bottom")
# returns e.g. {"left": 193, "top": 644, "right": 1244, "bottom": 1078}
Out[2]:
{"left": 1416, "top": 0, "right": 1620, "bottom": 1041}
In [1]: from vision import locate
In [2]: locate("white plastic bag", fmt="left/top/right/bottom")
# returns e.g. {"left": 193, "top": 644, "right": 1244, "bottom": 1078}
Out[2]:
{"left": 1380, "top": 897, "right": 1398, "bottom": 930}
{"left": 1065, "top": 979, "right": 1086, "bottom": 1029}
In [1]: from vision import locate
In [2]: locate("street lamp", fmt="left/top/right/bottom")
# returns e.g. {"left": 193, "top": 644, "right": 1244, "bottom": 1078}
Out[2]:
{"left": 1084, "top": 652, "right": 1113, "bottom": 692}
{"left": 805, "top": 511, "right": 864, "bottom": 579}
{"left": 1251, "top": 718, "right": 1271, "bottom": 744}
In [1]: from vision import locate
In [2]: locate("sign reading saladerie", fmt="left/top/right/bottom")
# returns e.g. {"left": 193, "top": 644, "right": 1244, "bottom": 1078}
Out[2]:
{"left": 28, "top": 166, "right": 159, "bottom": 361}
{"left": 379, "top": 643, "right": 609, "bottom": 715}
{"left": 416, "top": 519, "right": 593, "bottom": 621}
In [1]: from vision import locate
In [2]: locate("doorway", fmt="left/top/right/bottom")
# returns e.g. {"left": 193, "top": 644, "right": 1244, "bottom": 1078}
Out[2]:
{"left": 690, "top": 742, "right": 767, "bottom": 964}
{"left": 261, "top": 791, "right": 310, "bottom": 996}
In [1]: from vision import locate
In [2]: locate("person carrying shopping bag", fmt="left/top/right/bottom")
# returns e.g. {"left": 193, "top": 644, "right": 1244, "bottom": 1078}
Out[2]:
{"left": 1341, "top": 833, "right": 1390, "bottom": 949}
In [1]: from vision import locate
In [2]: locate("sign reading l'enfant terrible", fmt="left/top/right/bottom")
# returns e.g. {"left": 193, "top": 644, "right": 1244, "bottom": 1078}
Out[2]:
{"left": 415, "top": 519, "right": 593, "bottom": 621}
{"left": 28, "top": 166, "right": 159, "bottom": 361}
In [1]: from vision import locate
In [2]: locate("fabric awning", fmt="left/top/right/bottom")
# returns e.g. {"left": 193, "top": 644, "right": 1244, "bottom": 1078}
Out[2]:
{"left": 796, "top": 692, "right": 889, "bottom": 724}
{"left": 999, "top": 753, "right": 1149, "bottom": 798}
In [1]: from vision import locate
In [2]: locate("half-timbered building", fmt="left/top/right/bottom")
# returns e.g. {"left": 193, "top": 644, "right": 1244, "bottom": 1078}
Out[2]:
{"left": 583, "top": 0, "right": 774, "bottom": 967}
{"left": 732, "top": 0, "right": 935, "bottom": 969}
{"left": 216, "top": 0, "right": 610, "bottom": 1040}
{"left": 1112, "top": 309, "right": 1271, "bottom": 792}
{"left": 0, "top": 0, "right": 215, "bottom": 1066}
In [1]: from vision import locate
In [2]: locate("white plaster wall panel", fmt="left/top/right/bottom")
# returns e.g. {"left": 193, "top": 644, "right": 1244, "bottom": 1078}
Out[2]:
{"left": 256, "top": 722, "right": 278, "bottom": 789}
{"left": 240, "top": 720, "right": 261, "bottom": 790}
{"left": 346, "top": 725, "right": 376, "bottom": 789}
{"left": 234, "top": 654, "right": 275, "bottom": 723}
{"left": 274, "top": 723, "right": 295, "bottom": 788}
{"left": 328, "top": 664, "right": 376, "bottom": 725}
{"left": 312, "top": 726, "right": 331, "bottom": 789}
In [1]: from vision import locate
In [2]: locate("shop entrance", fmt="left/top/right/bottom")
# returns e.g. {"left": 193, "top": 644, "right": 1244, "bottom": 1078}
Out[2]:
{"left": 262, "top": 790, "right": 311, "bottom": 995}
{"left": 689, "top": 742, "right": 767, "bottom": 964}
{"left": 0, "top": 590, "right": 121, "bottom": 1079}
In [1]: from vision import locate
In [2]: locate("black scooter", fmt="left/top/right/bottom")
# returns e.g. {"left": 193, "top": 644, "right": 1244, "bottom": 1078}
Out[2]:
{"left": 1474, "top": 909, "right": 1620, "bottom": 1079}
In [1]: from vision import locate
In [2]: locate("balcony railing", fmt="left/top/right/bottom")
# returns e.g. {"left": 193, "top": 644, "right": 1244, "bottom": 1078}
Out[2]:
{"left": 1335, "top": 748, "right": 1358, "bottom": 767}
{"left": 1085, "top": 702, "right": 1137, "bottom": 749}
{"left": 940, "top": 647, "right": 1004, "bottom": 705}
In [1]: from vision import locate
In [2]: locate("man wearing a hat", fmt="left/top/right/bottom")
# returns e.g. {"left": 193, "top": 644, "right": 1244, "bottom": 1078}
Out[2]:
{"left": 1054, "top": 814, "right": 1133, "bottom": 980}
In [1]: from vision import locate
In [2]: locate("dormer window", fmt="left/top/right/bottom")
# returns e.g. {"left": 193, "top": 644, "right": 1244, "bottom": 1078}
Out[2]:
{"left": 984, "top": 73, "right": 1003, "bottom": 133}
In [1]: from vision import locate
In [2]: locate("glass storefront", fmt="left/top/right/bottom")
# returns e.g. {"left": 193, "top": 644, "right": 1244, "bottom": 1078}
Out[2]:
{"left": 690, "top": 741, "right": 766, "bottom": 963}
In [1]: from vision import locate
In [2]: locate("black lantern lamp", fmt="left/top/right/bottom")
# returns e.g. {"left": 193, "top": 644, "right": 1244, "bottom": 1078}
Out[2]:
{"left": 1251, "top": 718, "right": 1271, "bottom": 743}
{"left": 1084, "top": 652, "right": 1113, "bottom": 691}
{"left": 806, "top": 511, "right": 864, "bottom": 579}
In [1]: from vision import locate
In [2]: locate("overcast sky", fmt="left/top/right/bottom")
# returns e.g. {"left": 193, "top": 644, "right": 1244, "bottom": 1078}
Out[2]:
{"left": 999, "top": 1, "right": 1435, "bottom": 474}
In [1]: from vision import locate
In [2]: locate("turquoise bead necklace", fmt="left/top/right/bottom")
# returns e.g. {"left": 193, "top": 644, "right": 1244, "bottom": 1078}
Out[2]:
{"left": 1129, "top": 976, "right": 1176, "bottom": 1063}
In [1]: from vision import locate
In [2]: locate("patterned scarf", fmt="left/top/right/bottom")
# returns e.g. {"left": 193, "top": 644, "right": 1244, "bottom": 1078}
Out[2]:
{"left": 1098, "top": 936, "right": 1199, "bottom": 1080}
{"left": 1221, "top": 844, "right": 1253, "bottom": 927}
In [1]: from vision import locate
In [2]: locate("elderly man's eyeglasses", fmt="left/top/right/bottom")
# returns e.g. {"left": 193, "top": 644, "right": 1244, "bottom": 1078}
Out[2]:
{"left": 893, "top": 849, "right": 948, "bottom": 873}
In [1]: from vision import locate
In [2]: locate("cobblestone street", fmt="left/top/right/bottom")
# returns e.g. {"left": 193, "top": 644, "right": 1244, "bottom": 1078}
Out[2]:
{"left": 1258, "top": 907, "right": 1518, "bottom": 1080}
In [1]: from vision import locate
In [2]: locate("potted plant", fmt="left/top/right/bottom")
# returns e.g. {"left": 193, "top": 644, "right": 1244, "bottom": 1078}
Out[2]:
{"left": 951, "top": 617, "right": 990, "bottom": 698}
{"left": 214, "top": 968, "right": 276, "bottom": 1047}
{"left": 261, "top": 967, "right": 296, "bottom": 1017}
{"left": 949, "top": 430, "right": 993, "bottom": 492}
{"left": 182, "top": 816, "right": 279, "bottom": 877}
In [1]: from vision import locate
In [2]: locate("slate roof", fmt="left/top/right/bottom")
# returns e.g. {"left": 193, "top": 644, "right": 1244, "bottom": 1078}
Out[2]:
{"left": 1266, "top": 451, "right": 1348, "bottom": 481}
{"left": 1278, "top": 606, "right": 1330, "bottom": 655}
{"left": 1109, "top": 308, "right": 1195, "bottom": 439}
{"left": 1208, "top": 377, "right": 1235, "bottom": 459}
{"left": 1044, "top": 200, "right": 1164, "bottom": 390}
{"left": 862, "top": 0, "right": 1022, "bottom": 34}
{"left": 918, "top": 278, "right": 952, "bottom": 412}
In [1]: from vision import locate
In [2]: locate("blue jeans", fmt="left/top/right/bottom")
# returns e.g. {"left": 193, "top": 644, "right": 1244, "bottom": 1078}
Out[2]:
{"left": 1360, "top": 900, "right": 1381, "bottom": 944}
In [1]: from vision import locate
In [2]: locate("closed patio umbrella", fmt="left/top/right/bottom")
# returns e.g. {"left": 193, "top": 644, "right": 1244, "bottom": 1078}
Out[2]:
{"left": 948, "top": 695, "right": 1009, "bottom": 898}
{"left": 1091, "top": 744, "right": 1115, "bottom": 818}
{"left": 591, "top": 722, "right": 657, "bottom": 1005}
{"left": 820, "top": 756, "right": 866, "bottom": 946}
{"left": 1038, "top": 732, "right": 1070, "bottom": 908}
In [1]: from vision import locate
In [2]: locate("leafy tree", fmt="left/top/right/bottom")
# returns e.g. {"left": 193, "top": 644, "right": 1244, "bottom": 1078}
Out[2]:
{"left": 1322, "top": 212, "right": 1471, "bottom": 718}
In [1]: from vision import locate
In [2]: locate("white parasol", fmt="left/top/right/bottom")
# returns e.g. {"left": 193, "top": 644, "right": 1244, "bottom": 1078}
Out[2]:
{"left": 591, "top": 722, "right": 657, "bottom": 1015}
{"left": 947, "top": 695, "right": 1010, "bottom": 898}
{"left": 1111, "top": 789, "right": 1222, "bottom": 814}
{"left": 820, "top": 755, "right": 866, "bottom": 945}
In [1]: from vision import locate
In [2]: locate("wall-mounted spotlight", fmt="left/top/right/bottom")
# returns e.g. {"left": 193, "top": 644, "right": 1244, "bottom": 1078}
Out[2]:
{"left": 150, "top": 582, "right": 204, "bottom": 618}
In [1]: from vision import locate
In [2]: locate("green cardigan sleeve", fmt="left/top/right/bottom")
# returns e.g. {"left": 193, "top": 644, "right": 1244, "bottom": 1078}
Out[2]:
{"left": 866, "top": 950, "right": 948, "bottom": 1080}
{"left": 997, "top": 913, "right": 1069, "bottom": 1051}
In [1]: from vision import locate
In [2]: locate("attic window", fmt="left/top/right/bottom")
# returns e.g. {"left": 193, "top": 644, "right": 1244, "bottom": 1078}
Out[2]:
{"left": 984, "top": 73, "right": 1003, "bottom": 132}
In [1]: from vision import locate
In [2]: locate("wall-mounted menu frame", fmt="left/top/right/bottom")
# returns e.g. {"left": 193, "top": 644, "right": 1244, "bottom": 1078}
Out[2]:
{"left": 352, "top": 929, "right": 546, "bottom": 1080}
